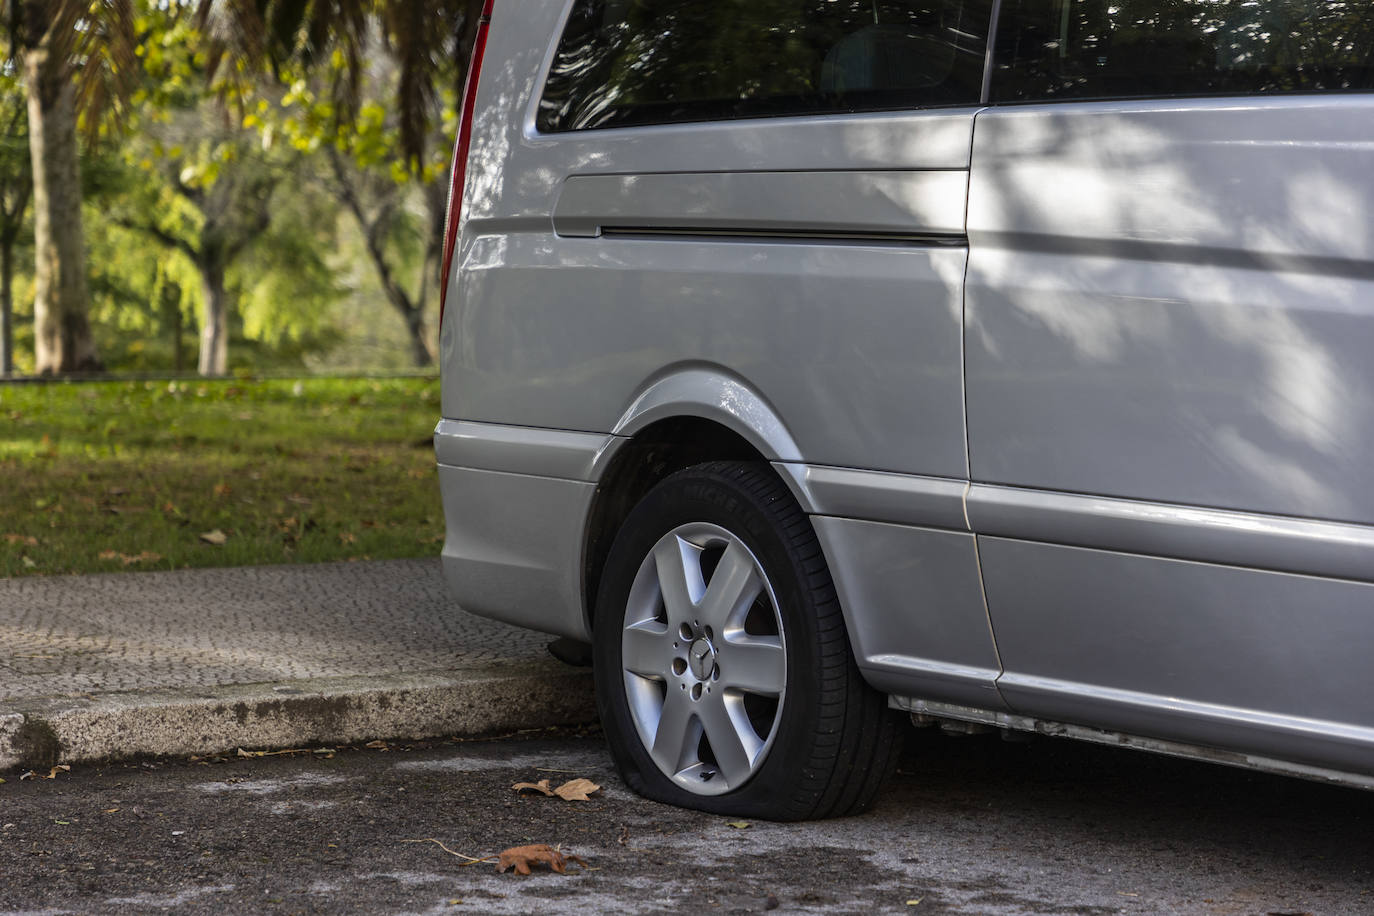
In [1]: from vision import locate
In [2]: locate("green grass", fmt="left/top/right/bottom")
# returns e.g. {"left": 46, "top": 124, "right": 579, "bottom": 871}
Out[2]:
{"left": 0, "top": 377, "right": 445, "bottom": 578}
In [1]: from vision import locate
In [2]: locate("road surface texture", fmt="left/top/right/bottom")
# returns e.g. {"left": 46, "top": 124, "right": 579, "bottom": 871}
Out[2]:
{"left": 0, "top": 724, "right": 1368, "bottom": 914}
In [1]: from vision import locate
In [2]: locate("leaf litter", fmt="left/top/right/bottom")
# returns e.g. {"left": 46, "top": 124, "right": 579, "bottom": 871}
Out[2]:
{"left": 511, "top": 777, "right": 601, "bottom": 801}
{"left": 497, "top": 844, "right": 589, "bottom": 876}
{"left": 404, "top": 839, "right": 590, "bottom": 876}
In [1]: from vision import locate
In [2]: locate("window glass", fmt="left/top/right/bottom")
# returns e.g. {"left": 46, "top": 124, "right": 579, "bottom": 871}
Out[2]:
{"left": 992, "top": 0, "right": 1374, "bottom": 102}
{"left": 538, "top": 0, "right": 992, "bottom": 132}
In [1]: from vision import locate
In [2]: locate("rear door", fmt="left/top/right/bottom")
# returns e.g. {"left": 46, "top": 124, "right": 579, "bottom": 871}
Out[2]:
{"left": 964, "top": 0, "right": 1374, "bottom": 771}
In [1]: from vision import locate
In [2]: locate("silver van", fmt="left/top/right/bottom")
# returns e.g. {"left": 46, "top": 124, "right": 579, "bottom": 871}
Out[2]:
{"left": 435, "top": 0, "right": 1374, "bottom": 818}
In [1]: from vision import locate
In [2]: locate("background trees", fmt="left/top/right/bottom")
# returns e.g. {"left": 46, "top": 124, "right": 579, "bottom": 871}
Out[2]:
{"left": 0, "top": 0, "right": 483, "bottom": 376}
{"left": 0, "top": 70, "right": 32, "bottom": 376}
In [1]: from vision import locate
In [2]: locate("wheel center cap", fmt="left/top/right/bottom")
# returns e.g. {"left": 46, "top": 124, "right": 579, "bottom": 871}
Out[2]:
{"left": 687, "top": 637, "right": 716, "bottom": 680}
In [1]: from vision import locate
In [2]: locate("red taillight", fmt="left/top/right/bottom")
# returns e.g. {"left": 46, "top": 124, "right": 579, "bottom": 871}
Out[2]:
{"left": 439, "top": 0, "right": 495, "bottom": 328}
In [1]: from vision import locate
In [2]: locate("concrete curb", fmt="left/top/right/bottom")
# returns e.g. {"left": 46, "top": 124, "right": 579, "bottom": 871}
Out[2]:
{"left": 0, "top": 661, "right": 596, "bottom": 771}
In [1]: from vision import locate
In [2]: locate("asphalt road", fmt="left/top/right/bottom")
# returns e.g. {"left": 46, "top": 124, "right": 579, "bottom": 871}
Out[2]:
{"left": 0, "top": 723, "right": 1369, "bottom": 915}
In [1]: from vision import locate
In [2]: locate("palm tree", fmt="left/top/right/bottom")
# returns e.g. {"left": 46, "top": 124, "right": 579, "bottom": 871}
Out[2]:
{"left": 196, "top": 0, "right": 486, "bottom": 168}
{"left": 4, "top": 0, "right": 137, "bottom": 374}
{"left": 5, "top": 0, "right": 480, "bottom": 375}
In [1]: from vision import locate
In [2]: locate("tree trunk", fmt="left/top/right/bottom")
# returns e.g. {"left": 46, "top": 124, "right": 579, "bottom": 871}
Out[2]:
{"left": 198, "top": 249, "right": 229, "bottom": 376}
{"left": 329, "top": 151, "right": 436, "bottom": 368}
{"left": 359, "top": 217, "right": 435, "bottom": 368}
{"left": 23, "top": 45, "right": 100, "bottom": 375}
{"left": 1, "top": 234, "right": 12, "bottom": 377}
{"left": 405, "top": 306, "right": 433, "bottom": 368}
{"left": 171, "top": 296, "right": 185, "bottom": 375}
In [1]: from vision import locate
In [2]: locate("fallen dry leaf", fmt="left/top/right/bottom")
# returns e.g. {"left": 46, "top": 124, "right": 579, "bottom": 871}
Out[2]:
{"left": 553, "top": 778, "right": 601, "bottom": 801}
{"left": 512, "top": 778, "right": 601, "bottom": 801}
{"left": 19, "top": 765, "right": 71, "bottom": 781}
{"left": 512, "top": 779, "right": 555, "bottom": 797}
{"left": 212, "top": 483, "right": 231, "bottom": 498}
{"left": 496, "top": 844, "right": 587, "bottom": 876}
{"left": 364, "top": 740, "right": 390, "bottom": 750}
{"left": 3, "top": 534, "right": 38, "bottom": 547}
{"left": 200, "top": 529, "right": 229, "bottom": 546}
{"left": 727, "top": 821, "right": 751, "bottom": 829}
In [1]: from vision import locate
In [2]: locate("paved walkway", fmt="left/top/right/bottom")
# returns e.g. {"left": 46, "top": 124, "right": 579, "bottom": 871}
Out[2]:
{"left": 0, "top": 559, "right": 595, "bottom": 770}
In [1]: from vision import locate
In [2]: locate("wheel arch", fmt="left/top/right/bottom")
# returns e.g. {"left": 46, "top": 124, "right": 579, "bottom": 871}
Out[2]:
{"left": 582, "top": 369, "right": 811, "bottom": 635}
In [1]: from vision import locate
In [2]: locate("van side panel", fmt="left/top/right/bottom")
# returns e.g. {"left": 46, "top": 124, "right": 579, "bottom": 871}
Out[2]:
{"left": 453, "top": 233, "right": 969, "bottom": 477}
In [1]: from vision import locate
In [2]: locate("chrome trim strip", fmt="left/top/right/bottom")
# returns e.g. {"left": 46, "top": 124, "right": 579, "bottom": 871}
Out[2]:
{"left": 554, "top": 170, "right": 969, "bottom": 239}
{"left": 968, "top": 484, "right": 1374, "bottom": 584}
{"left": 433, "top": 419, "right": 616, "bottom": 481}
{"left": 601, "top": 228, "right": 966, "bottom": 245}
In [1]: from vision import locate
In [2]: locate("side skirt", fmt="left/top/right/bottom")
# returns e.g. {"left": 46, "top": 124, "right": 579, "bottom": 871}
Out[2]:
{"left": 889, "top": 695, "right": 1374, "bottom": 792}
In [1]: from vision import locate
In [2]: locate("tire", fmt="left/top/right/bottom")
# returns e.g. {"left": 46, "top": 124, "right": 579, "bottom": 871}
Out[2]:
{"left": 592, "top": 461, "right": 901, "bottom": 820}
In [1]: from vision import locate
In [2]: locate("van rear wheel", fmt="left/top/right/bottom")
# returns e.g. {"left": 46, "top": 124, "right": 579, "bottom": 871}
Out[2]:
{"left": 592, "top": 461, "right": 900, "bottom": 819}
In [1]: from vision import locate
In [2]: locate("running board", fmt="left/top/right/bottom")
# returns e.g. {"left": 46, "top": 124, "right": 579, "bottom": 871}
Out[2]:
{"left": 888, "top": 696, "right": 1374, "bottom": 791}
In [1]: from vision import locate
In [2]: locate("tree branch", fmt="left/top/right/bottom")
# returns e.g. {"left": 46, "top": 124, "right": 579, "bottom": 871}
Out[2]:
{"left": 110, "top": 215, "right": 198, "bottom": 260}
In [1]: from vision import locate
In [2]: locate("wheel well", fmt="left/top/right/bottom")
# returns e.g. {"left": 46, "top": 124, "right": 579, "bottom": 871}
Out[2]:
{"left": 582, "top": 417, "right": 769, "bottom": 633}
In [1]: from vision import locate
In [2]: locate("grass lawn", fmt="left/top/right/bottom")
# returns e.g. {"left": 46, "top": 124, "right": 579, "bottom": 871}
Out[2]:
{"left": 0, "top": 377, "right": 444, "bottom": 578}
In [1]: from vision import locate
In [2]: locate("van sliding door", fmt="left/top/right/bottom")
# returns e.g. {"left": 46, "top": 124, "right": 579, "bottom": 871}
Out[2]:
{"left": 965, "top": 0, "right": 1374, "bottom": 771}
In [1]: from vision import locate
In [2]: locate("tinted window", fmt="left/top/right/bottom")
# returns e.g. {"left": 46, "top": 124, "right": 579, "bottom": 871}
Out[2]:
{"left": 538, "top": 0, "right": 991, "bottom": 132}
{"left": 992, "top": 0, "right": 1374, "bottom": 102}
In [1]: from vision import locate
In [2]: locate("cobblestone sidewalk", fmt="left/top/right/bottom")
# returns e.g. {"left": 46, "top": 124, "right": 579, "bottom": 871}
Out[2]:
{"left": 0, "top": 559, "right": 595, "bottom": 769}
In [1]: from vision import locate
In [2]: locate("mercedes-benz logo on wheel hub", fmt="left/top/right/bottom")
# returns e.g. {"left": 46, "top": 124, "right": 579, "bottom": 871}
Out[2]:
{"left": 687, "top": 636, "right": 716, "bottom": 680}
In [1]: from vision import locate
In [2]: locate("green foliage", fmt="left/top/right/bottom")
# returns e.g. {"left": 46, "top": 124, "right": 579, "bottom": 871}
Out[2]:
{"left": 0, "top": 376, "right": 443, "bottom": 577}
{"left": 234, "top": 197, "right": 347, "bottom": 361}
{"left": 1, "top": 0, "right": 463, "bottom": 375}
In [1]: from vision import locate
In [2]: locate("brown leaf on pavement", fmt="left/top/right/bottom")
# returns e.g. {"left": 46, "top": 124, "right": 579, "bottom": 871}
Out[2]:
{"left": 553, "top": 778, "right": 601, "bottom": 801}
{"left": 496, "top": 844, "right": 587, "bottom": 876}
{"left": 511, "top": 778, "right": 601, "bottom": 801}
{"left": 512, "top": 779, "right": 555, "bottom": 797}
